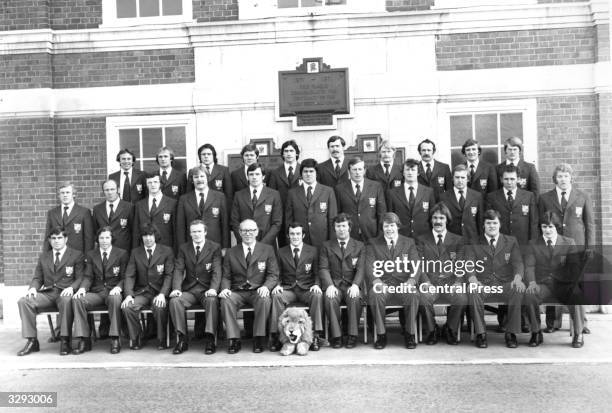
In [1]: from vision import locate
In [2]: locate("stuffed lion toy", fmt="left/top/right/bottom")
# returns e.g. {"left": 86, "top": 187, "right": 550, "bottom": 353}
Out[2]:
{"left": 278, "top": 307, "right": 313, "bottom": 356}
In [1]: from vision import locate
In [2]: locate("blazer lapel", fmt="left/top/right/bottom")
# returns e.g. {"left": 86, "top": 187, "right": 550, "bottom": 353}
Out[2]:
{"left": 297, "top": 186, "right": 309, "bottom": 208}
{"left": 278, "top": 166, "right": 289, "bottom": 186}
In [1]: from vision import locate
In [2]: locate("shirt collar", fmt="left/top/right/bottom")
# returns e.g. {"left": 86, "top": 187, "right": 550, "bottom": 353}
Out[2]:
{"left": 337, "top": 238, "right": 349, "bottom": 248}
{"left": 193, "top": 240, "right": 205, "bottom": 250}
{"left": 433, "top": 229, "right": 447, "bottom": 241}
{"left": 556, "top": 186, "right": 572, "bottom": 199}
{"left": 249, "top": 184, "right": 264, "bottom": 194}
{"left": 144, "top": 244, "right": 156, "bottom": 254}
{"left": 290, "top": 243, "right": 303, "bottom": 253}
{"left": 332, "top": 156, "right": 344, "bottom": 166}
{"left": 404, "top": 182, "right": 418, "bottom": 191}
{"left": 380, "top": 161, "right": 393, "bottom": 170}
{"left": 468, "top": 159, "right": 479, "bottom": 170}
{"left": 304, "top": 182, "right": 316, "bottom": 193}
{"left": 351, "top": 179, "right": 364, "bottom": 191}
{"left": 284, "top": 162, "right": 297, "bottom": 175}
{"left": 159, "top": 167, "right": 172, "bottom": 176}
{"left": 100, "top": 246, "right": 113, "bottom": 256}
{"left": 485, "top": 234, "right": 499, "bottom": 245}
{"left": 454, "top": 187, "right": 466, "bottom": 198}
{"left": 53, "top": 246, "right": 68, "bottom": 259}
{"left": 421, "top": 160, "right": 435, "bottom": 170}
{"left": 504, "top": 188, "right": 516, "bottom": 200}
{"left": 505, "top": 159, "right": 519, "bottom": 166}
{"left": 242, "top": 242, "right": 256, "bottom": 255}
{"left": 61, "top": 202, "right": 75, "bottom": 214}
{"left": 543, "top": 234, "right": 558, "bottom": 245}
{"left": 149, "top": 192, "right": 163, "bottom": 203}
{"left": 107, "top": 198, "right": 120, "bottom": 208}
{"left": 384, "top": 235, "right": 399, "bottom": 246}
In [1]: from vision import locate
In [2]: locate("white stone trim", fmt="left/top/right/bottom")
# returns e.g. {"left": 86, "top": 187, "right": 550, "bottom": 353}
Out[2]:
{"left": 238, "top": 0, "right": 386, "bottom": 20}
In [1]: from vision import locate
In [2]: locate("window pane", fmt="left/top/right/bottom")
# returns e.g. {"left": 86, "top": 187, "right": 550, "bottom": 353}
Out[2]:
{"left": 142, "top": 128, "right": 163, "bottom": 158}
{"left": 326, "top": 0, "right": 346, "bottom": 4}
{"left": 451, "top": 149, "right": 464, "bottom": 169}
{"left": 475, "top": 114, "right": 497, "bottom": 145}
{"left": 481, "top": 147, "right": 500, "bottom": 166}
{"left": 165, "top": 127, "right": 186, "bottom": 157}
{"left": 119, "top": 129, "right": 140, "bottom": 159}
{"left": 142, "top": 160, "right": 158, "bottom": 173}
{"left": 173, "top": 159, "right": 187, "bottom": 173}
{"left": 162, "top": 0, "right": 182, "bottom": 15}
{"left": 139, "top": 0, "right": 160, "bottom": 17}
{"left": 117, "top": 0, "right": 137, "bottom": 18}
{"left": 500, "top": 113, "right": 523, "bottom": 140}
{"left": 450, "top": 115, "right": 472, "bottom": 146}
{"left": 301, "top": 0, "right": 321, "bottom": 6}
{"left": 278, "top": 0, "right": 299, "bottom": 8}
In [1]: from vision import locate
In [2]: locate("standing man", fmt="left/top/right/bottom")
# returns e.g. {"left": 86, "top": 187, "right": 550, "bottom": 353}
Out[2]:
{"left": 17, "top": 227, "right": 85, "bottom": 356}
{"left": 285, "top": 159, "right": 337, "bottom": 249}
{"left": 109, "top": 148, "right": 147, "bottom": 203}
{"left": 230, "top": 144, "right": 264, "bottom": 194}
{"left": 366, "top": 140, "right": 404, "bottom": 194}
{"left": 121, "top": 224, "right": 174, "bottom": 350}
{"left": 317, "top": 135, "right": 349, "bottom": 188}
{"left": 92, "top": 179, "right": 134, "bottom": 252}
{"left": 219, "top": 219, "right": 279, "bottom": 354}
{"left": 156, "top": 146, "right": 187, "bottom": 200}
{"left": 461, "top": 138, "right": 498, "bottom": 196}
{"left": 187, "top": 143, "right": 233, "bottom": 206}
{"left": 495, "top": 137, "right": 540, "bottom": 195}
{"left": 387, "top": 159, "right": 436, "bottom": 240}
{"left": 133, "top": 173, "right": 177, "bottom": 250}
{"left": 319, "top": 214, "right": 365, "bottom": 349}
{"left": 335, "top": 156, "right": 387, "bottom": 242}
{"left": 417, "top": 138, "right": 452, "bottom": 201}
{"left": 169, "top": 220, "right": 221, "bottom": 355}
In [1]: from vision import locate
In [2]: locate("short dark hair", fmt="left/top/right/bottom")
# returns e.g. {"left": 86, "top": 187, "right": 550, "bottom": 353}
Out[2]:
{"left": 540, "top": 210, "right": 562, "bottom": 229}
{"left": 332, "top": 213, "right": 352, "bottom": 229}
{"left": 461, "top": 138, "right": 482, "bottom": 156}
{"left": 116, "top": 148, "right": 136, "bottom": 163}
{"left": 418, "top": 139, "right": 436, "bottom": 153}
{"left": 382, "top": 212, "right": 402, "bottom": 227}
{"left": 483, "top": 209, "right": 502, "bottom": 222}
{"left": 403, "top": 158, "right": 420, "bottom": 170}
{"left": 501, "top": 164, "right": 519, "bottom": 177}
{"left": 453, "top": 164, "right": 469, "bottom": 175}
{"left": 190, "top": 165, "right": 208, "bottom": 178}
{"left": 247, "top": 162, "right": 265, "bottom": 175}
{"left": 48, "top": 226, "right": 67, "bottom": 238}
{"left": 189, "top": 219, "right": 207, "bottom": 232}
{"left": 140, "top": 223, "right": 161, "bottom": 242}
{"left": 146, "top": 171, "right": 161, "bottom": 181}
{"left": 286, "top": 222, "right": 305, "bottom": 235}
{"left": 197, "top": 143, "right": 218, "bottom": 164}
{"left": 300, "top": 158, "right": 318, "bottom": 174}
{"left": 347, "top": 156, "right": 364, "bottom": 169}
{"left": 96, "top": 226, "right": 115, "bottom": 243}
{"left": 281, "top": 140, "right": 300, "bottom": 161}
{"left": 241, "top": 144, "right": 260, "bottom": 158}
{"left": 327, "top": 135, "right": 346, "bottom": 147}
{"left": 429, "top": 202, "right": 452, "bottom": 227}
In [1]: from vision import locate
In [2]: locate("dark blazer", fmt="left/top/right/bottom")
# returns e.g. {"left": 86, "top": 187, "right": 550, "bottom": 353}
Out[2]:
{"left": 172, "top": 240, "right": 222, "bottom": 292}
{"left": 277, "top": 244, "right": 319, "bottom": 289}
{"left": 176, "top": 190, "right": 229, "bottom": 248}
{"left": 538, "top": 188, "right": 595, "bottom": 251}
{"left": 366, "top": 162, "right": 404, "bottom": 194}
{"left": 45, "top": 204, "right": 94, "bottom": 253}
{"left": 463, "top": 160, "right": 498, "bottom": 196}
{"left": 486, "top": 188, "right": 538, "bottom": 245}
{"left": 92, "top": 200, "right": 134, "bottom": 251}
{"left": 318, "top": 238, "right": 365, "bottom": 289}
{"left": 221, "top": 242, "right": 279, "bottom": 291}
{"left": 386, "top": 184, "right": 436, "bottom": 239}
{"left": 417, "top": 160, "right": 452, "bottom": 201}
{"left": 30, "top": 247, "right": 85, "bottom": 291}
{"left": 230, "top": 186, "right": 283, "bottom": 245}
{"left": 133, "top": 195, "right": 177, "bottom": 250}
{"left": 230, "top": 166, "right": 269, "bottom": 195}
{"left": 82, "top": 247, "right": 129, "bottom": 293}
{"left": 285, "top": 183, "right": 337, "bottom": 248}
{"left": 317, "top": 158, "right": 349, "bottom": 188}
{"left": 186, "top": 163, "right": 233, "bottom": 206}
{"left": 124, "top": 244, "right": 174, "bottom": 297}
{"left": 465, "top": 234, "right": 524, "bottom": 284}
{"left": 439, "top": 188, "right": 484, "bottom": 243}
{"left": 159, "top": 168, "right": 187, "bottom": 200}
{"left": 267, "top": 163, "right": 302, "bottom": 206}
{"left": 335, "top": 178, "right": 387, "bottom": 242}
{"left": 495, "top": 160, "right": 540, "bottom": 195}
{"left": 416, "top": 231, "right": 465, "bottom": 285}
{"left": 524, "top": 236, "right": 581, "bottom": 284}
{"left": 366, "top": 235, "right": 422, "bottom": 285}
{"left": 109, "top": 169, "right": 147, "bottom": 202}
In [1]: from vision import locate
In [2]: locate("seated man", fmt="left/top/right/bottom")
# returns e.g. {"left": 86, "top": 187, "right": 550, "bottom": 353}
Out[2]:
{"left": 121, "top": 223, "right": 174, "bottom": 350}
{"left": 219, "top": 219, "right": 279, "bottom": 354}
{"left": 416, "top": 203, "right": 467, "bottom": 345}
{"left": 465, "top": 209, "right": 525, "bottom": 349}
{"left": 269, "top": 222, "right": 323, "bottom": 352}
{"left": 319, "top": 213, "right": 365, "bottom": 349}
{"left": 73, "top": 226, "right": 128, "bottom": 354}
{"left": 523, "top": 211, "right": 586, "bottom": 348}
{"left": 169, "top": 220, "right": 222, "bottom": 355}
{"left": 17, "top": 227, "right": 85, "bottom": 356}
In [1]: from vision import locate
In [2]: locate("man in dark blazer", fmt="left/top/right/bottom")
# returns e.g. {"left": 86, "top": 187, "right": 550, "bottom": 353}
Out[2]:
{"left": 461, "top": 138, "right": 498, "bottom": 196}
{"left": 219, "top": 219, "right": 279, "bottom": 354}
{"left": 523, "top": 211, "right": 586, "bottom": 347}
{"left": 416, "top": 203, "right": 467, "bottom": 345}
{"left": 133, "top": 173, "right": 177, "bottom": 250}
{"left": 465, "top": 209, "right": 526, "bottom": 348}
{"left": 73, "top": 227, "right": 128, "bottom": 354}
{"left": 387, "top": 159, "right": 436, "bottom": 240}
{"left": 367, "top": 213, "right": 428, "bottom": 349}
{"left": 108, "top": 148, "right": 147, "bottom": 203}
{"left": 417, "top": 139, "right": 452, "bottom": 201}
{"left": 230, "top": 143, "right": 265, "bottom": 194}
{"left": 365, "top": 140, "right": 404, "bottom": 195}
{"left": 318, "top": 213, "right": 365, "bottom": 349}
{"left": 439, "top": 165, "right": 484, "bottom": 243}
{"left": 156, "top": 146, "right": 187, "bottom": 200}
{"left": 486, "top": 165, "right": 538, "bottom": 246}
{"left": 269, "top": 223, "right": 322, "bottom": 352}
{"left": 44, "top": 182, "right": 94, "bottom": 253}
{"left": 335, "top": 156, "right": 387, "bottom": 242}
{"left": 495, "top": 137, "right": 540, "bottom": 196}
{"left": 169, "top": 220, "right": 222, "bottom": 355}
{"left": 187, "top": 143, "right": 233, "bottom": 206}
{"left": 121, "top": 224, "right": 174, "bottom": 350}
{"left": 93, "top": 179, "right": 134, "bottom": 252}
{"left": 17, "top": 227, "right": 85, "bottom": 356}
{"left": 231, "top": 163, "right": 282, "bottom": 246}
{"left": 317, "top": 135, "right": 349, "bottom": 188}
{"left": 285, "top": 158, "right": 337, "bottom": 249}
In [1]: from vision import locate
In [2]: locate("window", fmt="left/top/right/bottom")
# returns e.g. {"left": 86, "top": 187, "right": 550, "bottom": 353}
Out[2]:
{"left": 433, "top": 0, "right": 537, "bottom": 9}
{"left": 278, "top": 0, "right": 347, "bottom": 8}
{"left": 106, "top": 115, "right": 197, "bottom": 175}
{"left": 102, "top": 0, "right": 193, "bottom": 27}
{"left": 239, "top": 0, "right": 385, "bottom": 20}
{"left": 116, "top": 0, "right": 182, "bottom": 18}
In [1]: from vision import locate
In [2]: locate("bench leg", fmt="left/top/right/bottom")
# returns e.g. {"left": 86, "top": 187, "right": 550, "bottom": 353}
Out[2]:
{"left": 47, "top": 314, "right": 58, "bottom": 341}
{"left": 362, "top": 306, "right": 368, "bottom": 344}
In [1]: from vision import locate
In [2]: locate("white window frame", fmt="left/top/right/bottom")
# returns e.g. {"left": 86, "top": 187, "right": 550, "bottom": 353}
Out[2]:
{"left": 101, "top": 0, "right": 194, "bottom": 27}
{"left": 238, "top": 0, "right": 385, "bottom": 20}
{"left": 437, "top": 98, "right": 538, "bottom": 167}
{"left": 106, "top": 114, "right": 198, "bottom": 174}
{"left": 432, "top": 0, "right": 537, "bottom": 10}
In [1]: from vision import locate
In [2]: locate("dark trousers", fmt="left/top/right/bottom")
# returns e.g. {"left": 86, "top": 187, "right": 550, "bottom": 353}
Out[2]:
{"left": 469, "top": 282, "right": 522, "bottom": 335}
{"left": 73, "top": 291, "right": 122, "bottom": 337}
{"left": 122, "top": 292, "right": 168, "bottom": 341}
{"left": 368, "top": 283, "right": 426, "bottom": 335}
{"left": 169, "top": 288, "right": 219, "bottom": 338}
{"left": 421, "top": 289, "right": 468, "bottom": 335}
{"left": 220, "top": 290, "right": 270, "bottom": 340}
{"left": 270, "top": 287, "right": 323, "bottom": 333}
{"left": 524, "top": 281, "right": 585, "bottom": 334}
{"left": 18, "top": 289, "right": 73, "bottom": 338}
{"left": 324, "top": 285, "right": 361, "bottom": 339}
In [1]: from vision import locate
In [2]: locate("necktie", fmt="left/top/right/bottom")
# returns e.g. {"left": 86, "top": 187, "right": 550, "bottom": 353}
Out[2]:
{"left": 150, "top": 197, "right": 157, "bottom": 215}
{"left": 469, "top": 164, "right": 475, "bottom": 185}
{"left": 509, "top": 162, "right": 515, "bottom": 168}
{"left": 147, "top": 248, "right": 152, "bottom": 264}
{"left": 246, "top": 247, "right": 252, "bottom": 266}
{"left": 198, "top": 193, "right": 205, "bottom": 217}
{"left": 161, "top": 170, "right": 168, "bottom": 185}
{"left": 388, "top": 240, "right": 395, "bottom": 257}
{"left": 426, "top": 163, "right": 432, "bottom": 181}
{"left": 408, "top": 186, "right": 415, "bottom": 211}
{"left": 546, "top": 239, "right": 554, "bottom": 257}
{"left": 54, "top": 252, "right": 60, "bottom": 271}
{"left": 560, "top": 191, "right": 568, "bottom": 210}
{"left": 339, "top": 241, "right": 346, "bottom": 259}
{"left": 62, "top": 206, "right": 69, "bottom": 226}
{"left": 206, "top": 165, "right": 211, "bottom": 176}
{"left": 288, "top": 166, "right": 294, "bottom": 183}
{"left": 102, "top": 251, "right": 108, "bottom": 272}
{"left": 293, "top": 248, "right": 300, "bottom": 268}
{"left": 108, "top": 203, "right": 115, "bottom": 221}
{"left": 384, "top": 163, "right": 390, "bottom": 179}
{"left": 507, "top": 191, "right": 514, "bottom": 208}
{"left": 355, "top": 183, "right": 361, "bottom": 201}
{"left": 458, "top": 190, "right": 465, "bottom": 210}
{"left": 334, "top": 159, "right": 341, "bottom": 178}
{"left": 306, "top": 185, "right": 312, "bottom": 205}
{"left": 489, "top": 238, "right": 495, "bottom": 255}
{"left": 252, "top": 188, "right": 258, "bottom": 209}
{"left": 123, "top": 172, "right": 131, "bottom": 202}
{"left": 437, "top": 234, "right": 444, "bottom": 255}
{"left": 195, "top": 245, "right": 201, "bottom": 260}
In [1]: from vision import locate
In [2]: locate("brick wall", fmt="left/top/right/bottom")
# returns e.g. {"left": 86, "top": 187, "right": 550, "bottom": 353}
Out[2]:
{"left": 597, "top": 24, "right": 610, "bottom": 62}
{"left": 436, "top": 27, "right": 596, "bottom": 71}
{"left": 0, "top": 0, "right": 49, "bottom": 31}
{"left": 52, "top": 48, "right": 195, "bottom": 88}
{"left": 50, "top": 0, "right": 102, "bottom": 30}
{"left": 598, "top": 93, "right": 612, "bottom": 245}
{"left": 386, "top": 0, "right": 432, "bottom": 12}
{"left": 193, "top": 0, "right": 238, "bottom": 22}
{"left": 0, "top": 53, "right": 52, "bottom": 90}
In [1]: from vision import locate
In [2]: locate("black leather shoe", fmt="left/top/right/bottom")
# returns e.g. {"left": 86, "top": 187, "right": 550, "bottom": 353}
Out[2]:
{"left": 157, "top": 340, "right": 169, "bottom": 350}
{"left": 98, "top": 320, "right": 110, "bottom": 340}
{"left": 475, "top": 333, "right": 488, "bottom": 348}
{"left": 72, "top": 338, "right": 92, "bottom": 355}
{"left": 252, "top": 336, "right": 264, "bottom": 353}
{"left": 374, "top": 334, "right": 387, "bottom": 350}
{"left": 543, "top": 326, "right": 559, "bottom": 333}
{"left": 173, "top": 337, "right": 188, "bottom": 354}
{"left": 572, "top": 334, "right": 584, "bottom": 348}
{"left": 505, "top": 333, "right": 518, "bottom": 348}
{"left": 446, "top": 329, "right": 459, "bottom": 345}
{"left": 227, "top": 339, "right": 241, "bottom": 354}
{"left": 268, "top": 334, "right": 281, "bottom": 352}
{"left": 110, "top": 337, "right": 121, "bottom": 354}
{"left": 528, "top": 331, "right": 543, "bottom": 347}
{"left": 59, "top": 337, "right": 71, "bottom": 356}
{"left": 405, "top": 334, "right": 417, "bottom": 349}
{"left": 17, "top": 338, "right": 40, "bottom": 356}
{"left": 310, "top": 335, "right": 320, "bottom": 352}
{"left": 130, "top": 334, "right": 144, "bottom": 350}
{"left": 345, "top": 335, "right": 357, "bottom": 349}
{"left": 204, "top": 340, "right": 216, "bottom": 355}
{"left": 582, "top": 327, "right": 591, "bottom": 334}
{"left": 331, "top": 337, "right": 342, "bottom": 349}
{"left": 521, "top": 325, "right": 531, "bottom": 333}
{"left": 495, "top": 325, "right": 506, "bottom": 333}
{"left": 425, "top": 330, "right": 438, "bottom": 345}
